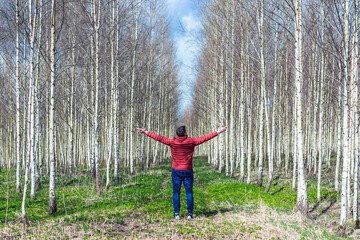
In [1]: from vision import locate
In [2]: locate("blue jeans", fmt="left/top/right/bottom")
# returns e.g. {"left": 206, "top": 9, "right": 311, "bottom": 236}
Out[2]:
{"left": 172, "top": 168, "right": 193, "bottom": 216}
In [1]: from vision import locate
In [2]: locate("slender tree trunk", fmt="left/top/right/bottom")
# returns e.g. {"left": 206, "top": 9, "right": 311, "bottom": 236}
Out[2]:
{"left": 292, "top": 105, "right": 297, "bottom": 191}
{"left": 257, "top": 0, "right": 265, "bottom": 187}
{"left": 106, "top": 0, "right": 116, "bottom": 190}
{"left": 129, "top": 0, "right": 140, "bottom": 175}
{"left": 335, "top": 61, "right": 342, "bottom": 191}
{"left": 15, "top": 0, "right": 21, "bottom": 193}
{"left": 22, "top": 0, "right": 38, "bottom": 225}
{"left": 294, "top": 0, "right": 308, "bottom": 216}
{"left": 230, "top": 1, "right": 236, "bottom": 178}
{"left": 67, "top": 39, "right": 75, "bottom": 175}
{"left": 48, "top": 0, "right": 57, "bottom": 215}
{"left": 317, "top": 5, "right": 325, "bottom": 202}
{"left": 114, "top": 3, "right": 120, "bottom": 184}
{"left": 93, "top": 0, "right": 103, "bottom": 195}
{"left": 239, "top": 40, "right": 245, "bottom": 181}
{"left": 352, "top": 0, "right": 359, "bottom": 224}
{"left": 340, "top": 0, "right": 350, "bottom": 227}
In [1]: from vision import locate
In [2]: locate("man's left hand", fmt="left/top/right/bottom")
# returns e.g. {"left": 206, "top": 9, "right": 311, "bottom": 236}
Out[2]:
{"left": 217, "top": 126, "right": 227, "bottom": 134}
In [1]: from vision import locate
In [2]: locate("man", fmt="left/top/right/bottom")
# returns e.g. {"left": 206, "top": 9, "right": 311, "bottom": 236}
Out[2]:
{"left": 137, "top": 125, "right": 227, "bottom": 219}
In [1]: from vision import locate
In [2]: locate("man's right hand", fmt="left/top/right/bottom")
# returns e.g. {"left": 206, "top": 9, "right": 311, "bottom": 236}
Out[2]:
{"left": 217, "top": 126, "right": 227, "bottom": 134}
{"left": 137, "top": 127, "right": 147, "bottom": 134}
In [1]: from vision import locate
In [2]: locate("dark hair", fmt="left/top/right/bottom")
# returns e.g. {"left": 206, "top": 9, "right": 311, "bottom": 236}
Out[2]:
{"left": 176, "top": 126, "right": 186, "bottom": 137}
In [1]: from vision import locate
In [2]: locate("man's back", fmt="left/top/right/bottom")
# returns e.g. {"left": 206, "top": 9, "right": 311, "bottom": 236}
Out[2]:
{"left": 146, "top": 131, "right": 218, "bottom": 170}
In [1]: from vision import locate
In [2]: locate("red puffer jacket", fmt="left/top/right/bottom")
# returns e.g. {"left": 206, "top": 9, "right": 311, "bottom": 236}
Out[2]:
{"left": 146, "top": 131, "right": 218, "bottom": 170}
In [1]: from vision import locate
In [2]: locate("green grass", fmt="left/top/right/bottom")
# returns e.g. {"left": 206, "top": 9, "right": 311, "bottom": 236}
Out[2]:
{"left": 192, "top": 158, "right": 340, "bottom": 214}
{"left": 0, "top": 164, "right": 171, "bottom": 224}
{"left": 0, "top": 157, "right": 346, "bottom": 239}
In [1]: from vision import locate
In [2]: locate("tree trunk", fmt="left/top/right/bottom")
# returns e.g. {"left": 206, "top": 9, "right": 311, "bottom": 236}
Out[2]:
{"left": 317, "top": 5, "right": 325, "bottom": 202}
{"left": 48, "top": 0, "right": 57, "bottom": 215}
{"left": 340, "top": 0, "right": 350, "bottom": 227}
{"left": 22, "top": 0, "right": 38, "bottom": 225}
{"left": 294, "top": 0, "right": 309, "bottom": 216}
{"left": 93, "top": 0, "right": 103, "bottom": 195}
{"left": 257, "top": 0, "right": 265, "bottom": 187}
{"left": 352, "top": 0, "right": 359, "bottom": 224}
{"left": 15, "top": 0, "right": 21, "bottom": 193}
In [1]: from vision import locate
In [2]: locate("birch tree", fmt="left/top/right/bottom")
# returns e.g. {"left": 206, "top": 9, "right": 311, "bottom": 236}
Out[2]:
{"left": 352, "top": 0, "right": 359, "bottom": 224}
{"left": 15, "top": 0, "right": 21, "bottom": 194}
{"left": 340, "top": 0, "right": 350, "bottom": 227}
{"left": 48, "top": 0, "right": 57, "bottom": 215}
{"left": 22, "top": 0, "right": 38, "bottom": 225}
{"left": 257, "top": 0, "right": 265, "bottom": 187}
{"left": 294, "top": 0, "right": 308, "bottom": 215}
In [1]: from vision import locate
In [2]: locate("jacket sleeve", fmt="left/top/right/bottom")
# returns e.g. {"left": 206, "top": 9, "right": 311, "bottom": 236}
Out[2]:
{"left": 193, "top": 131, "right": 218, "bottom": 146}
{"left": 146, "top": 131, "right": 173, "bottom": 146}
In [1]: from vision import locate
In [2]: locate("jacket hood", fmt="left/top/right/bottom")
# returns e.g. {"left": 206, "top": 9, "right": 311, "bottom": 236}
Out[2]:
{"left": 175, "top": 135, "right": 188, "bottom": 142}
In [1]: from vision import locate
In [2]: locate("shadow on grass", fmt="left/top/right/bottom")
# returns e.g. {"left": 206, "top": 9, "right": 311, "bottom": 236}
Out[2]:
{"left": 310, "top": 193, "right": 338, "bottom": 219}
{"left": 201, "top": 208, "right": 231, "bottom": 217}
{"left": 271, "top": 187, "right": 284, "bottom": 195}
{"left": 310, "top": 200, "right": 336, "bottom": 221}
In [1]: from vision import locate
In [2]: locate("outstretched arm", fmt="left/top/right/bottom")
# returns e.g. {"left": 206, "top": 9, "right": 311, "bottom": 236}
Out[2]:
{"left": 193, "top": 126, "right": 227, "bottom": 146}
{"left": 137, "top": 127, "right": 173, "bottom": 146}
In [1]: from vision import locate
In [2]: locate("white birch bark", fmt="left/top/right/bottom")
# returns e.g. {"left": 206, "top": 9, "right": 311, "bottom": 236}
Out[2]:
{"left": 22, "top": 0, "right": 38, "bottom": 224}
{"left": 294, "top": 0, "right": 308, "bottom": 215}
{"left": 30, "top": 0, "right": 42, "bottom": 201}
{"left": 106, "top": 0, "right": 116, "bottom": 190}
{"left": 239, "top": 39, "right": 245, "bottom": 181}
{"left": 335, "top": 60, "right": 342, "bottom": 191}
{"left": 129, "top": 0, "right": 140, "bottom": 175}
{"left": 292, "top": 102, "right": 297, "bottom": 191}
{"left": 352, "top": 0, "right": 359, "bottom": 223}
{"left": 48, "top": 0, "right": 57, "bottom": 215}
{"left": 15, "top": 0, "right": 21, "bottom": 193}
{"left": 230, "top": 1, "right": 236, "bottom": 178}
{"left": 257, "top": 0, "right": 265, "bottom": 187}
{"left": 340, "top": 0, "right": 350, "bottom": 227}
{"left": 265, "top": 29, "right": 278, "bottom": 192}
{"left": 67, "top": 38, "right": 75, "bottom": 174}
{"left": 247, "top": 77, "right": 252, "bottom": 184}
{"left": 264, "top": 94, "right": 272, "bottom": 192}
{"left": 22, "top": 30, "right": 27, "bottom": 176}
{"left": 218, "top": 18, "right": 225, "bottom": 173}
{"left": 114, "top": 3, "right": 120, "bottom": 184}
{"left": 317, "top": 5, "right": 325, "bottom": 202}
{"left": 33, "top": 0, "right": 43, "bottom": 190}
{"left": 93, "top": 0, "right": 103, "bottom": 195}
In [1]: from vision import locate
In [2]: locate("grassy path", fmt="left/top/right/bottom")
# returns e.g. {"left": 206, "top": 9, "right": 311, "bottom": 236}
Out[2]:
{"left": 0, "top": 157, "right": 355, "bottom": 239}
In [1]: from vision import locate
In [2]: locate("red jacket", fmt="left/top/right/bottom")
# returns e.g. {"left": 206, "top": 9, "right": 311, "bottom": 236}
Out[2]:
{"left": 146, "top": 131, "right": 218, "bottom": 170}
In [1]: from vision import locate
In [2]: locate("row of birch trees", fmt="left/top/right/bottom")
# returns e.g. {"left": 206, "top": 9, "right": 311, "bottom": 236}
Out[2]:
{"left": 0, "top": 0, "right": 177, "bottom": 224}
{"left": 190, "top": 0, "right": 360, "bottom": 227}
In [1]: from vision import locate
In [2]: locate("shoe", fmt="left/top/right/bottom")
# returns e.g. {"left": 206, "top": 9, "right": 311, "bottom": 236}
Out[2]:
{"left": 187, "top": 215, "right": 193, "bottom": 220}
{"left": 174, "top": 214, "right": 180, "bottom": 220}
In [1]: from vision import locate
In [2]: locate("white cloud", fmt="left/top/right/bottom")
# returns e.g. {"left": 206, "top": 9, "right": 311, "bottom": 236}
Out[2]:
{"left": 181, "top": 15, "right": 203, "bottom": 32}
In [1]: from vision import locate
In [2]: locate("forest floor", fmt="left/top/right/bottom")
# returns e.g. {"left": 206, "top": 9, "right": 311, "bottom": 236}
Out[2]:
{"left": 0, "top": 157, "right": 359, "bottom": 239}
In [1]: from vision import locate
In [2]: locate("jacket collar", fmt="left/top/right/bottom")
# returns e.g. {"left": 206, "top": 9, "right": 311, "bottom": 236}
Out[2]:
{"left": 175, "top": 135, "right": 188, "bottom": 142}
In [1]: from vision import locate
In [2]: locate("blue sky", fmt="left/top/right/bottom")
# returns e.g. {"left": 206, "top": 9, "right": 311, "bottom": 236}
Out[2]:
{"left": 166, "top": 0, "right": 203, "bottom": 120}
